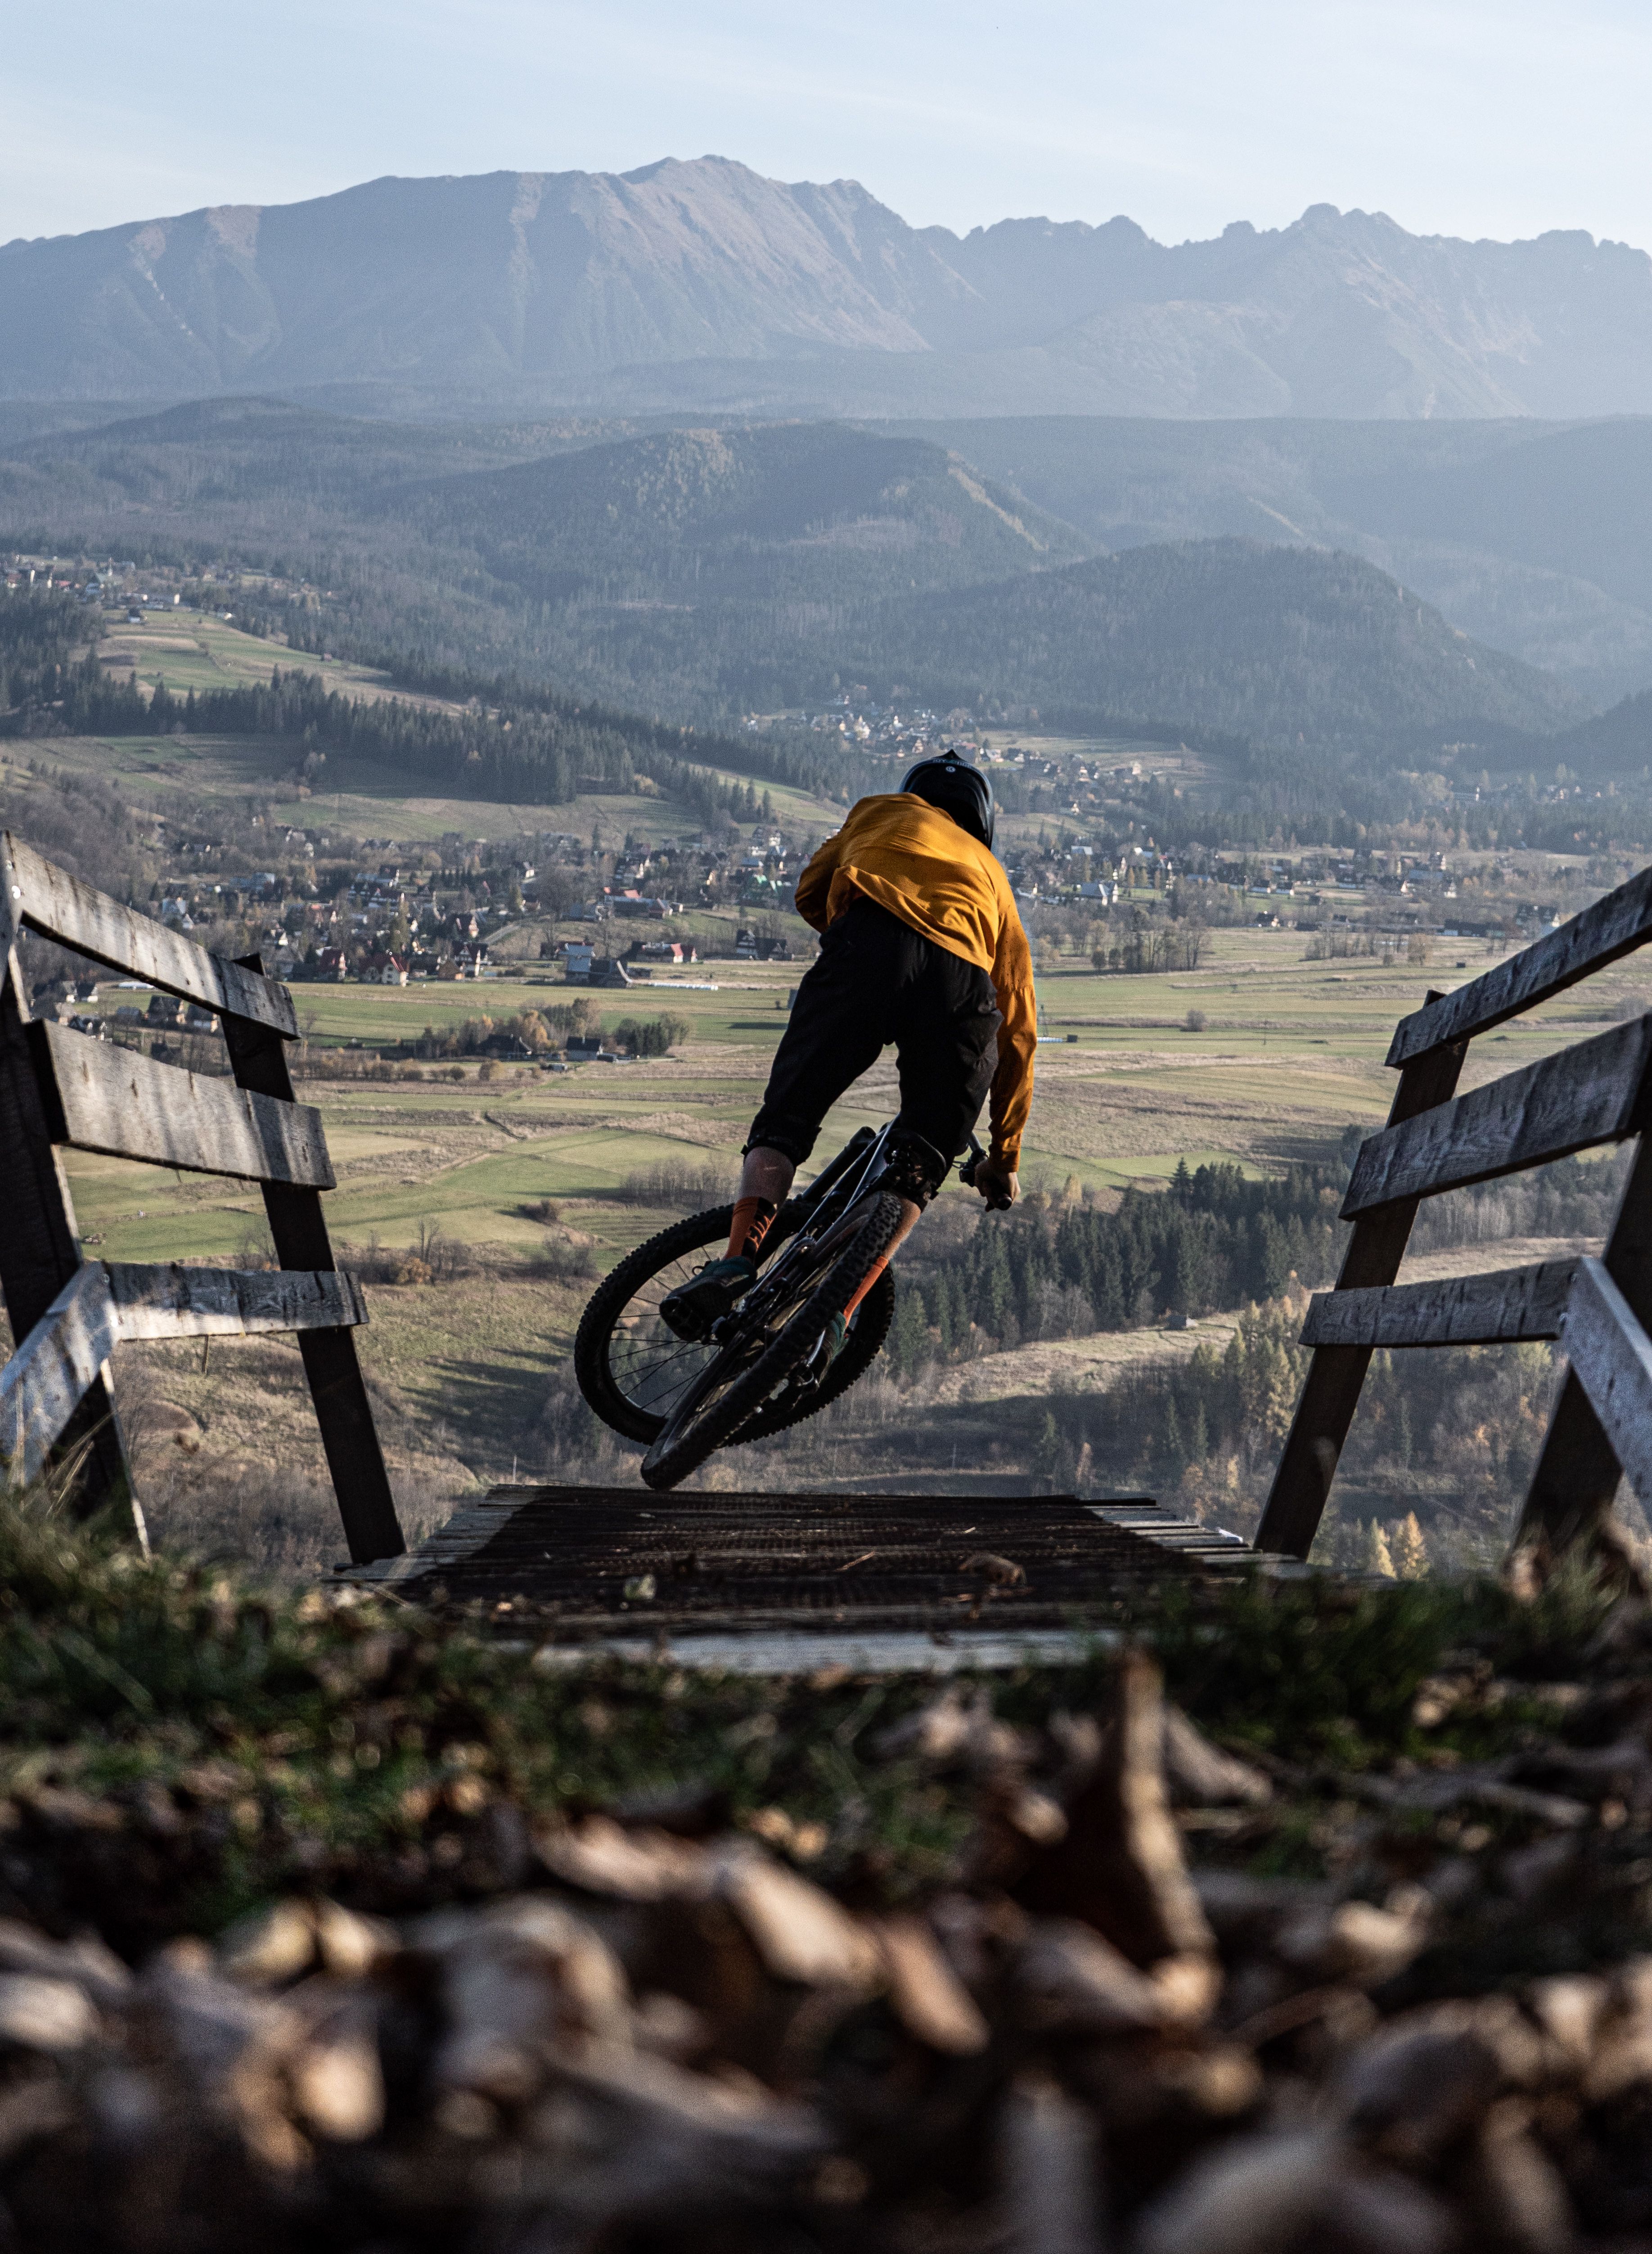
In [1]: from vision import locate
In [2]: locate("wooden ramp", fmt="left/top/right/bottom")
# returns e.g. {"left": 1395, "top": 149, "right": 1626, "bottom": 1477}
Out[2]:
{"left": 337, "top": 1486, "right": 1301, "bottom": 1669}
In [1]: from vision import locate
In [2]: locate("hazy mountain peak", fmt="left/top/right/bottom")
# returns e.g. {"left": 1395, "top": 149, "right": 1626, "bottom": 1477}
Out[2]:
{"left": 1, "top": 156, "right": 1649, "bottom": 420}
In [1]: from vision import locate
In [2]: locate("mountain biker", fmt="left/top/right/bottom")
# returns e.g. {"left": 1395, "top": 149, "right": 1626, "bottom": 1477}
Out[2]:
{"left": 661, "top": 753, "right": 1037, "bottom": 1352}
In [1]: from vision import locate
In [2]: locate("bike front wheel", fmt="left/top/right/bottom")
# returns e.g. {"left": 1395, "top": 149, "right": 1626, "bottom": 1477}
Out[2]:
{"left": 639, "top": 1192, "right": 903, "bottom": 1492}
{"left": 574, "top": 1200, "right": 894, "bottom": 1445}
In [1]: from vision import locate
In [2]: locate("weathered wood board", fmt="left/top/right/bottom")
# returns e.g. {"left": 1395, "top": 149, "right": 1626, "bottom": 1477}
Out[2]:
{"left": 0, "top": 1264, "right": 119, "bottom": 1488}
{"left": 338, "top": 1487, "right": 1299, "bottom": 1663}
{"left": 0, "top": 831, "right": 296, "bottom": 1037}
{"left": 1302, "top": 1260, "right": 1578, "bottom": 1349}
{"left": 1345, "top": 1016, "right": 1652, "bottom": 1219}
{"left": 103, "top": 1262, "right": 366, "bottom": 1338}
{"left": 1, "top": 1260, "right": 366, "bottom": 1487}
{"left": 1388, "top": 867, "right": 1652, "bottom": 1065}
{"left": 1558, "top": 1257, "right": 1652, "bottom": 1510}
{"left": 31, "top": 1021, "right": 334, "bottom": 1186}
{"left": 221, "top": 959, "right": 405, "bottom": 1567}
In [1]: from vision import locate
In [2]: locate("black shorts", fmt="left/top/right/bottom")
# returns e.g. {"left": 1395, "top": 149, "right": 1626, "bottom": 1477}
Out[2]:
{"left": 747, "top": 898, "right": 1002, "bottom": 1170}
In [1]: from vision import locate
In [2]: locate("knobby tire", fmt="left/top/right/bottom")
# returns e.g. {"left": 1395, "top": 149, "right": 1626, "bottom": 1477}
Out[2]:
{"left": 573, "top": 1201, "right": 893, "bottom": 1445}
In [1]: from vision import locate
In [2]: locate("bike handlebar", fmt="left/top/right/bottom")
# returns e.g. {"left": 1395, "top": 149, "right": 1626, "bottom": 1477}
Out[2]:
{"left": 959, "top": 1133, "right": 1013, "bottom": 1210}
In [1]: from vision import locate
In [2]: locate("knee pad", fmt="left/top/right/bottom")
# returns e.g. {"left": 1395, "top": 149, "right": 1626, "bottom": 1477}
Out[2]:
{"left": 882, "top": 1130, "right": 949, "bottom": 1208}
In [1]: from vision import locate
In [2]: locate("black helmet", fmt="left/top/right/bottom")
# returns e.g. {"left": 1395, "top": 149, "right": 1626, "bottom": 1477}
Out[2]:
{"left": 900, "top": 753, "right": 995, "bottom": 851}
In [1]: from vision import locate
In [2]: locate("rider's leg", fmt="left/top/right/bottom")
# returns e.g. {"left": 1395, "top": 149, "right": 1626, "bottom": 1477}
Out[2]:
{"left": 743, "top": 906, "right": 889, "bottom": 1172}
{"left": 736, "top": 1145, "right": 797, "bottom": 1203}
{"left": 661, "top": 920, "right": 888, "bottom": 1342}
{"left": 833, "top": 1127, "right": 944, "bottom": 1352}
{"left": 889, "top": 932, "right": 1002, "bottom": 1178}
{"left": 725, "top": 1145, "right": 797, "bottom": 1271}
{"left": 835, "top": 928, "right": 1001, "bottom": 1352}
{"left": 725, "top": 1145, "right": 795, "bottom": 1261}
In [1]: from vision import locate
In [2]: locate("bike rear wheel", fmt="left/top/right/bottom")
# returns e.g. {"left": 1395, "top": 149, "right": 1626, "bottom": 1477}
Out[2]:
{"left": 573, "top": 1201, "right": 894, "bottom": 1444}
{"left": 639, "top": 1192, "right": 903, "bottom": 1492}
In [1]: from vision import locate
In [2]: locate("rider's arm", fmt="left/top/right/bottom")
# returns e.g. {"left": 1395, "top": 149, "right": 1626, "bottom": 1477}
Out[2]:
{"left": 987, "top": 908, "right": 1037, "bottom": 1169}
{"left": 792, "top": 833, "right": 843, "bottom": 932}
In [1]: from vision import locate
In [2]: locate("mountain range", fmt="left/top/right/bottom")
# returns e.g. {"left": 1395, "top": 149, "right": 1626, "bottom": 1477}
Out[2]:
{"left": 5, "top": 158, "right": 1652, "bottom": 420}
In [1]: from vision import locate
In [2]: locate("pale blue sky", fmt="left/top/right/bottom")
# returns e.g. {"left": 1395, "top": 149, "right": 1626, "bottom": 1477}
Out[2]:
{"left": 2, "top": 0, "right": 1648, "bottom": 250}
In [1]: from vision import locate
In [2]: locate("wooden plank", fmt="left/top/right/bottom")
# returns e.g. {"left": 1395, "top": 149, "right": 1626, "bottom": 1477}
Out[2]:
{"left": 1344, "top": 1015, "right": 1652, "bottom": 1220}
{"left": 1, "top": 1261, "right": 365, "bottom": 1487}
{"left": 1301, "top": 1260, "right": 1578, "bottom": 1349}
{"left": 221, "top": 957, "right": 405, "bottom": 1567}
{"left": 0, "top": 1264, "right": 118, "bottom": 1488}
{"left": 1255, "top": 1023, "right": 1467, "bottom": 1560}
{"left": 1513, "top": 1133, "right": 1652, "bottom": 1565}
{"left": 1557, "top": 1258, "right": 1652, "bottom": 1509}
{"left": 32, "top": 1021, "right": 334, "bottom": 1187}
{"left": 0, "top": 951, "right": 130, "bottom": 1516}
{"left": 0, "top": 833, "right": 296, "bottom": 1037}
{"left": 1388, "top": 864, "right": 1652, "bottom": 1067}
{"left": 102, "top": 1262, "right": 367, "bottom": 1338}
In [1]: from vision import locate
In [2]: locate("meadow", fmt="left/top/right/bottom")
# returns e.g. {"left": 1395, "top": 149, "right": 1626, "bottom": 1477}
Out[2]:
{"left": 14, "top": 678, "right": 1645, "bottom": 1571}
{"left": 45, "top": 911, "right": 1646, "bottom": 1574}
{"left": 67, "top": 927, "right": 1547, "bottom": 1279}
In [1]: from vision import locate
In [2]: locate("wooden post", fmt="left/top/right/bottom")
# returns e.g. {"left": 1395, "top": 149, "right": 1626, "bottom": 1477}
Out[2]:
{"left": 1513, "top": 1127, "right": 1652, "bottom": 1566}
{"left": 222, "top": 960, "right": 405, "bottom": 1565}
{"left": 0, "top": 949, "right": 131, "bottom": 1515}
{"left": 1254, "top": 1013, "right": 1467, "bottom": 1560}
{"left": 1552, "top": 1257, "right": 1652, "bottom": 1512}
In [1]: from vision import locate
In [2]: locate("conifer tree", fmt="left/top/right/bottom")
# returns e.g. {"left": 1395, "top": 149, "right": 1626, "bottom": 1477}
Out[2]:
{"left": 1163, "top": 1398, "right": 1184, "bottom": 1467}
{"left": 1391, "top": 1511, "right": 1428, "bottom": 1580}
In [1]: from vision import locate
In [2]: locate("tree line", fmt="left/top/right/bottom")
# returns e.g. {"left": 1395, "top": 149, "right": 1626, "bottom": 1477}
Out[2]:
{"left": 0, "top": 593, "right": 850, "bottom": 811}
{"left": 885, "top": 1157, "right": 1345, "bottom": 1378}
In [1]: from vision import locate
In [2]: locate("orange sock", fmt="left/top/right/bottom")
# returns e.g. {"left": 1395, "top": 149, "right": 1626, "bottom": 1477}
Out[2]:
{"left": 843, "top": 1255, "right": 889, "bottom": 1323}
{"left": 728, "top": 1196, "right": 777, "bottom": 1263}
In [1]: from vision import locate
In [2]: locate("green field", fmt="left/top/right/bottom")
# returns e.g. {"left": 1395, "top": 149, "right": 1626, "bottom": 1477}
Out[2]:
{"left": 68, "top": 924, "right": 1638, "bottom": 1281}
{"left": 96, "top": 613, "right": 428, "bottom": 704}
{"left": 44, "top": 728, "right": 849, "bottom": 848}
{"left": 50, "top": 916, "right": 1642, "bottom": 1564}
{"left": 19, "top": 682, "right": 1643, "bottom": 1554}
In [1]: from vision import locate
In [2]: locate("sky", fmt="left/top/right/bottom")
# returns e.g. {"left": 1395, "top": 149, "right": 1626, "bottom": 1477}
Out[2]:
{"left": 2, "top": 0, "right": 1650, "bottom": 251}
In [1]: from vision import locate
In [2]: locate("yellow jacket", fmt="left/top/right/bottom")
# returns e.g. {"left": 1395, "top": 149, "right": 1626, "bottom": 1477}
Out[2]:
{"left": 792, "top": 793, "right": 1037, "bottom": 1167}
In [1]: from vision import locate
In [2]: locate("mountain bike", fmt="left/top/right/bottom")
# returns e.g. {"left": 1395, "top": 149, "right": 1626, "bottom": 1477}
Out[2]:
{"left": 575, "top": 1123, "right": 990, "bottom": 1490}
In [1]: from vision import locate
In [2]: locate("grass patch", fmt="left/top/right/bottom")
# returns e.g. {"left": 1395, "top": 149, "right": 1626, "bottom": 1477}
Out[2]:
{"left": 0, "top": 1487, "right": 1625, "bottom": 1958}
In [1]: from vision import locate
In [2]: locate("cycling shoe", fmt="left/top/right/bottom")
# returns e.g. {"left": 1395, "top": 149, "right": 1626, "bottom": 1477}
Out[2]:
{"left": 659, "top": 1255, "right": 755, "bottom": 1343}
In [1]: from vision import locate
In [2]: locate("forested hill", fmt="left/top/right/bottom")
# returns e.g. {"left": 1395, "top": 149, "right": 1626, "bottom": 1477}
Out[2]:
{"left": 892, "top": 414, "right": 1652, "bottom": 712}
{"left": 832, "top": 540, "right": 1588, "bottom": 750}
{"left": 0, "top": 408, "right": 1091, "bottom": 710}
{"left": 0, "top": 593, "right": 853, "bottom": 812}
{"left": 0, "top": 410, "right": 1595, "bottom": 755}
{"left": 351, "top": 430, "right": 1591, "bottom": 742}
{"left": 387, "top": 421, "right": 1092, "bottom": 608}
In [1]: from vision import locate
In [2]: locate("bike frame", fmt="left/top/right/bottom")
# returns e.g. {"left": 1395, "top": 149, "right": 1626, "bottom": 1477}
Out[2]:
{"left": 713, "top": 1123, "right": 985, "bottom": 1348}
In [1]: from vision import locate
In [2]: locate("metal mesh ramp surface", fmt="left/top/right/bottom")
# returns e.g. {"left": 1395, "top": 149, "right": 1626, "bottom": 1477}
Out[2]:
{"left": 340, "top": 1487, "right": 1284, "bottom": 1659}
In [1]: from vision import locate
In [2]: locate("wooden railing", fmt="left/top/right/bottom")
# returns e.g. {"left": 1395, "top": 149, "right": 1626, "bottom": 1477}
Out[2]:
{"left": 0, "top": 833, "right": 404, "bottom": 1564}
{"left": 1257, "top": 863, "right": 1652, "bottom": 1570}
